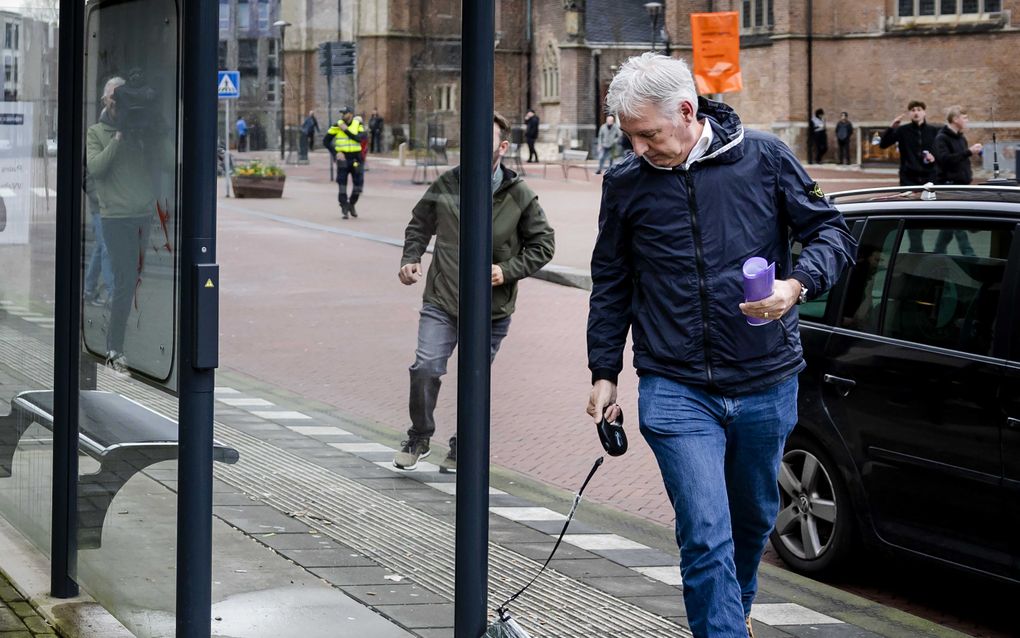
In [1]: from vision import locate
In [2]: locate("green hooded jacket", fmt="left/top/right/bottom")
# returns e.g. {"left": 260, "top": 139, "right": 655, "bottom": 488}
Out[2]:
{"left": 400, "top": 165, "right": 555, "bottom": 320}
{"left": 85, "top": 112, "right": 172, "bottom": 218}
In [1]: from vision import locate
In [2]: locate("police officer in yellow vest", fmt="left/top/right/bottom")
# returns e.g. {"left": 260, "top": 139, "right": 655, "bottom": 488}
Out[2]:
{"left": 324, "top": 106, "right": 367, "bottom": 219}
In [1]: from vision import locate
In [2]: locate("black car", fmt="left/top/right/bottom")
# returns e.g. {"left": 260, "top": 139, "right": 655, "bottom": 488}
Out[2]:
{"left": 771, "top": 184, "right": 1020, "bottom": 585}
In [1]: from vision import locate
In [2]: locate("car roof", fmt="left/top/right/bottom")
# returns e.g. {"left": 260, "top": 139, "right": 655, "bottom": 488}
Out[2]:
{"left": 829, "top": 184, "right": 1020, "bottom": 219}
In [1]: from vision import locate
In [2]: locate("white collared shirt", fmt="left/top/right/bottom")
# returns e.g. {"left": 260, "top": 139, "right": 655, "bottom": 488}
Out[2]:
{"left": 683, "top": 119, "right": 714, "bottom": 169}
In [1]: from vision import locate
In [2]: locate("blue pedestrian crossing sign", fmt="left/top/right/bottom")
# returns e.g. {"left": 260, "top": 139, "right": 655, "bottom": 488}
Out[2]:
{"left": 217, "top": 71, "right": 240, "bottom": 99}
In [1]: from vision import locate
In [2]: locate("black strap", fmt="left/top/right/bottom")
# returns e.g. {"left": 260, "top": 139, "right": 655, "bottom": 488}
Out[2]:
{"left": 496, "top": 456, "right": 604, "bottom": 615}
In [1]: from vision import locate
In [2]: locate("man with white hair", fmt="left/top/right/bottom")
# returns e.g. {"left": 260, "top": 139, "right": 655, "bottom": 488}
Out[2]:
{"left": 585, "top": 53, "right": 855, "bottom": 638}
{"left": 85, "top": 75, "right": 165, "bottom": 371}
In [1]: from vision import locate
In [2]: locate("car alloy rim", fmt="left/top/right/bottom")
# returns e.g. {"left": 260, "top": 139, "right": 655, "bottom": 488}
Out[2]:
{"left": 775, "top": 449, "right": 838, "bottom": 561}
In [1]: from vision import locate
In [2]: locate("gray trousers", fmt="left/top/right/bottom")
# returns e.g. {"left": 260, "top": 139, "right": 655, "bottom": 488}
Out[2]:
{"left": 407, "top": 303, "right": 511, "bottom": 440}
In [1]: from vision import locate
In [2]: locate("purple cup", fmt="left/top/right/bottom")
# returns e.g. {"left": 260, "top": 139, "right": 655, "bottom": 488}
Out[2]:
{"left": 743, "top": 257, "right": 775, "bottom": 326}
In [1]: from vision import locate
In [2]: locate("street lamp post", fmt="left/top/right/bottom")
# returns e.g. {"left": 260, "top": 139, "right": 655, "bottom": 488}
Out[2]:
{"left": 644, "top": 2, "right": 663, "bottom": 53}
{"left": 273, "top": 20, "right": 291, "bottom": 160}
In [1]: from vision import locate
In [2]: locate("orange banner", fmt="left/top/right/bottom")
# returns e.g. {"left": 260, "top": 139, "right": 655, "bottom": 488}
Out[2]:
{"left": 690, "top": 12, "right": 743, "bottom": 95}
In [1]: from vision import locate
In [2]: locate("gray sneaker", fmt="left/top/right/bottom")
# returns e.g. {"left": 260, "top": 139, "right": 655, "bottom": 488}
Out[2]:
{"left": 393, "top": 437, "right": 430, "bottom": 470}
{"left": 439, "top": 436, "right": 456, "bottom": 474}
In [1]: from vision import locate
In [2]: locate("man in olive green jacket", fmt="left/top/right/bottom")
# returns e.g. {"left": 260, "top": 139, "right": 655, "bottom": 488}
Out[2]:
{"left": 394, "top": 113, "right": 556, "bottom": 472}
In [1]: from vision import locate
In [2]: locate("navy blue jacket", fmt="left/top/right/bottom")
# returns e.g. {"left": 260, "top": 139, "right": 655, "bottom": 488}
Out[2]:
{"left": 588, "top": 98, "right": 856, "bottom": 395}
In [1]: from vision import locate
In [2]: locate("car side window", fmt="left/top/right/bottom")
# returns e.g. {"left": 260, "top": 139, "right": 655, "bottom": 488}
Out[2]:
{"left": 839, "top": 221, "right": 898, "bottom": 333}
{"left": 883, "top": 222, "right": 1013, "bottom": 356}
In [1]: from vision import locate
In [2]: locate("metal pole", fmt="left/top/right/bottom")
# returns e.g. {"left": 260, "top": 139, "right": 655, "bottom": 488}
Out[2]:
{"left": 806, "top": 0, "right": 814, "bottom": 161}
{"left": 279, "top": 27, "right": 286, "bottom": 160}
{"left": 224, "top": 100, "right": 232, "bottom": 197}
{"left": 51, "top": 0, "right": 85, "bottom": 599}
{"left": 177, "top": 0, "right": 218, "bottom": 633}
{"left": 327, "top": 45, "right": 334, "bottom": 182}
{"left": 455, "top": 0, "right": 494, "bottom": 636}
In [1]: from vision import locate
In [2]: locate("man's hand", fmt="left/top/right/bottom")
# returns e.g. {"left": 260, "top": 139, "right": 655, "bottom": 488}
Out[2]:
{"left": 739, "top": 278, "right": 802, "bottom": 322}
{"left": 491, "top": 265, "right": 505, "bottom": 286}
{"left": 921, "top": 150, "right": 935, "bottom": 164}
{"left": 114, "top": 131, "right": 123, "bottom": 141}
{"left": 399, "top": 263, "right": 423, "bottom": 285}
{"left": 890, "top": 113, "right": 905, "bottom": 128}
{"left": 587, "top": 380, "right": 620, "bottom": 425}
{"left": 969, "top": 143, "right": 983, "bottom": 155}
{"left": 338, "top": 122, "right": 348, "bottom": 131}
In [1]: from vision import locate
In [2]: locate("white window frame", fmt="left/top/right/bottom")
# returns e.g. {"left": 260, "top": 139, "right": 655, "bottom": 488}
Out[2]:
{"left": 218, "top": 1, "right": 230, "bottom": 30}
{"left": 237, "top": 0, "right": 250, "bottom": 30}
{"left": 257, "top": 0, "right": 270, "bottom": 31}
{"left": 541, "top": 44, "right": 559, "bottom": 103}
{"left": 435, "top": 83, "right": 457, "bottom": 113}
{"left": 740, "top": 0, "right": 773, "bottom": 33}
{"left": 896, "top": 0, "right": 1001, "bottom": 19}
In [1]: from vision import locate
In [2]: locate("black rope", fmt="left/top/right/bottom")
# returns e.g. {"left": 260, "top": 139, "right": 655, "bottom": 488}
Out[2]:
{"left": 496, "top": 456, "right": 604, "bottom": 616}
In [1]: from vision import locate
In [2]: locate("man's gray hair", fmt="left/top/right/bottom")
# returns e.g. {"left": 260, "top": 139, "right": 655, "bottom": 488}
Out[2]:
{"left": 103, "top": 76, "right": 125, "bottom": 101}
{"left": 605, "top": 52, "right": 698, "bottom": 123}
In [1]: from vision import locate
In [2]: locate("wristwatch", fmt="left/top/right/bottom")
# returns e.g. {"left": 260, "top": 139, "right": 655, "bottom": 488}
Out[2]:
{"left": 796, "top": 282, "right": 809, "bottom": 305}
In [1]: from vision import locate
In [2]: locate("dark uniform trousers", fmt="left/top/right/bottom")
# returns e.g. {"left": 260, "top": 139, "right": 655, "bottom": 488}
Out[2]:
{"left": 336, "top": 151, "right": 365, "bottom": 207}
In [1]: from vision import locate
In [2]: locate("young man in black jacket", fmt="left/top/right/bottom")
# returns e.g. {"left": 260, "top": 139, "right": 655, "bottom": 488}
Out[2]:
{"left": 880, "top": 100, "right": 940, "bottom": 186}
{"left": 933, "top": 105, "right": 983, "bottom": 254}
{"left": 879, "top": 100, "right": 940, "bottom": 250}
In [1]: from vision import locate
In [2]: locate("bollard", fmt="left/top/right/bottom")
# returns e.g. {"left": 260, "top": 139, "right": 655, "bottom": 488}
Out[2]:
{"left": 399, "top": 142, "right": 407, "bottom": 166}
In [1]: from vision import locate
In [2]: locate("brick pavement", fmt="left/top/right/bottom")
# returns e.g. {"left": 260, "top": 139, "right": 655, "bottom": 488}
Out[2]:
{"left": 0, "top": 571, "right": 57, "bottom": 637}
{"left": 216, "top": 157, "right": 897, "bottom": 527}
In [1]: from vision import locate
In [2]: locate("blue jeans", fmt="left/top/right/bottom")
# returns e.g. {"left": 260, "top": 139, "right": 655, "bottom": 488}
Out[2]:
{"left": 407, "top": 303, "right": 511, "bottom": 440}
{"left": 638, "top": 375, "right": 798, "bottom": 638}
{"left": 101, "top": 215, "right": 151, "bottom": 355}
{"left": 84, "top": 211, "right": 114, "bottom": 297}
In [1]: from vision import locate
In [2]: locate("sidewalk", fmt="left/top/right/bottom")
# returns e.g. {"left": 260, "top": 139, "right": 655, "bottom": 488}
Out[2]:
{"left": 0, "top": 304, "right": 971, "bottom": 636}
{"left": 0, "top": 569, "right": 57, "bottom": 637}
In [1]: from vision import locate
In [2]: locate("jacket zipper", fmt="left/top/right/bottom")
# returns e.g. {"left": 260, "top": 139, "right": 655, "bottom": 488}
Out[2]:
{"left": 682, "top": 170, "right": 715, "bottom": 389}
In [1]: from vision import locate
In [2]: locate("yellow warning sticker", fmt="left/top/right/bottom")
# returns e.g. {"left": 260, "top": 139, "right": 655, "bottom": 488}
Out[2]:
{"left": 205, "top": 278, "right": 215, "bottom": 288}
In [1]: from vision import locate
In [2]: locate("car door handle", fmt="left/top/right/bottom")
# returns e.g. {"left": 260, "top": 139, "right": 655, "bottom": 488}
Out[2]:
{"left": 823, "top": 374, "right": 856, "bottom": 397}
{"left": 1008, "top": 417, "right": 1020, "bottom": 430}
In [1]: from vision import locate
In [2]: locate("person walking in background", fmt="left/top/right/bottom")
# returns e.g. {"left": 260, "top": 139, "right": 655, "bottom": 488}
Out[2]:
{"left": 369, "top": 108, "right": 385, "bottom": 154}
{"left": 586, "top": 53, "right": 855, "bottom": 638}
{"left": 934, "top": 105, "right": 982, "bottom": 186}
{"left": 880, "top": 100, "right": 940, "bottom": 185}
{"left": 324, "top": 107, "right": 367, "bottom": 219}
{"left": 835, "top": 111, "right": 854, "bottom": 165}
{"left": 933, "top": 105, "right": 983, "bottom": 255}
{"left": 595, "top": 114, "right": 622, "bottom": 175}
{"left": 810, "top": 108, "right": 827, "bottom": 163}
{"left": 235, "top": 115, "right": 248, "bottom": 152}
{"left": 524, "top": 109, "right": 540, "bottom": 162}
{"left": 879, "top": 100, "right": 940, "bottom": 251}
{"left": 301, "top": 110, "right": 319, "bottom": 154}
{"left": 393, "top": 112, "right": 555, "bottom": 473}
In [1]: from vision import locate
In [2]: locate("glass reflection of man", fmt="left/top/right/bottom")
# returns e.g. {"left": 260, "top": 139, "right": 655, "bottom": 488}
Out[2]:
{"left": 85, "top": 75, "right": 166, "bottom": 371}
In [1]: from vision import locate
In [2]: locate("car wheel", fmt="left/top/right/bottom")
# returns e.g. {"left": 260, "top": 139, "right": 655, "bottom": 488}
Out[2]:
{"left": 770, "top": 434, "right": 856, "bottom": 576}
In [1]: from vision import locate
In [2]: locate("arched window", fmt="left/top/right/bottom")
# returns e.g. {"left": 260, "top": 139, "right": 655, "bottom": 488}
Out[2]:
{"left": 541, "top": 43, "right": 559, "bottom": 102}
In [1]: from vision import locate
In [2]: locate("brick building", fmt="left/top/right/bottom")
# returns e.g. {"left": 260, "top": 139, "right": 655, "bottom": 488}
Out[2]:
{"left": 279, "top": 0, "right": 1018, "bottom": 168}
{"left": 667, "top": 0, "right": 1020, "bottom": 164}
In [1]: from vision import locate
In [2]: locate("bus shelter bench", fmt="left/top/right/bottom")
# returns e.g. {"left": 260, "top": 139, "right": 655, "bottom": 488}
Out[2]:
{"left": 0, "top": 390, "right": 239, "bottom": 549}
{"left": 542, "top": 149, "right": 590, "bottom": 181}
